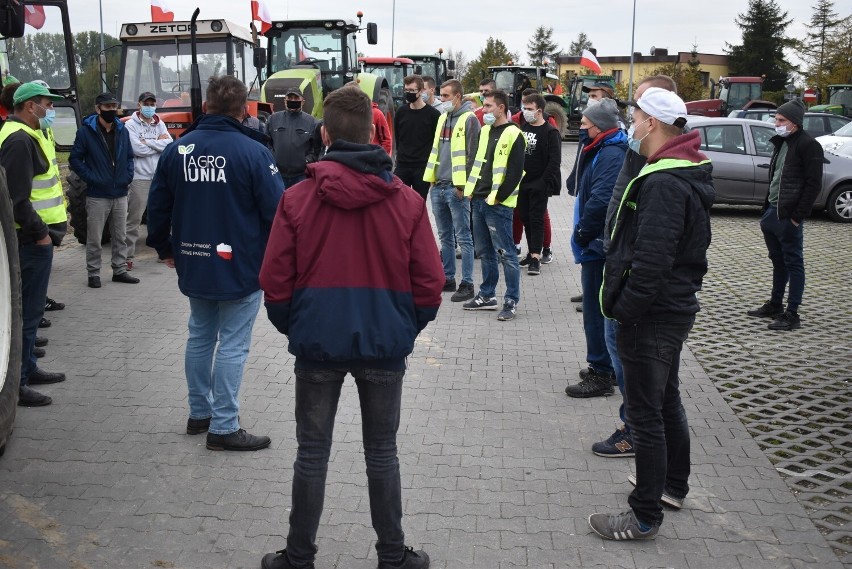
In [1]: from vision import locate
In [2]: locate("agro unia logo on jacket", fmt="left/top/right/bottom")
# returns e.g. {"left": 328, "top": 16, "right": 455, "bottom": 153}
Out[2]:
{"left": 178, "top": 144, "right": 227, "bottom": 183}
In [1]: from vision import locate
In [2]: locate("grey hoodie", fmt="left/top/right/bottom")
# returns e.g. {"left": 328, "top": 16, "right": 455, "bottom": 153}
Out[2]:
{"left": 125, "top": 112, "right": 172, "bottom": 180}
{"left": 436, "top": 100, "right": 480, "bottom": 184}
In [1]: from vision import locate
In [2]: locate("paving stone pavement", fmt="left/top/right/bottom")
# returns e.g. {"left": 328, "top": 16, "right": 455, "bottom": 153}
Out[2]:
{"left": 0, "top": 144, "right": 846, "bottom": 569}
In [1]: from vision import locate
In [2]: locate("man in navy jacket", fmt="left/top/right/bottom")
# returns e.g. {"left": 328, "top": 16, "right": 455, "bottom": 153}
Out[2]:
{"left": 70, "top": 92, "right": 137, "bottom": 288}
{"left": 147, "top": 76, "right": 284, "bottom": 452}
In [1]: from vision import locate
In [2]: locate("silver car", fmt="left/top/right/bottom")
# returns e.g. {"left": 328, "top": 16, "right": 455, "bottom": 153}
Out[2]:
{"left": 687, "top": 117, "right": 852, "bottom": 223}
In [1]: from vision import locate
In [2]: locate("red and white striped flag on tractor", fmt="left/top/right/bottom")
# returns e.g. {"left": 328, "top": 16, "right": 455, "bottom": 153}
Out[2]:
{"left": 251, "top": 0, "right": 272, "bottom": 33}
{"left": 151, "top": 0, "right": 175, "bottom": 23}
{"left": 580, "top": 49, "right": 602, "bottom": 74}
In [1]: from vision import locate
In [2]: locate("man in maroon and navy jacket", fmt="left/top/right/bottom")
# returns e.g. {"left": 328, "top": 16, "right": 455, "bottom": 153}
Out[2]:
{"left": 258, "top": 86, "right": 443, "bottom": 569}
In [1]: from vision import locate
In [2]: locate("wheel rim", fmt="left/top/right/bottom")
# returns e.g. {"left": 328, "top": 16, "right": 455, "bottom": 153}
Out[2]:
{"left": 0, "top": 224, "right": 11, "bottom": 393}
{"left": 834, "top": 188, "right": 852, "bottom": 221}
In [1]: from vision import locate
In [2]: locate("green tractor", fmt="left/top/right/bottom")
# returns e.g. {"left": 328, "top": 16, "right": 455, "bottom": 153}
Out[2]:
{"left": 489, "top": 65, "right": 568, "bottom": 137}
{"left": 260, "top": 14, "right": 392, "bottom": 121}
{"left": 563, "top": 72, "right": 616, "bottom": 138}
{"left": 809, "top": 85, "right": 852, "bottom": 118}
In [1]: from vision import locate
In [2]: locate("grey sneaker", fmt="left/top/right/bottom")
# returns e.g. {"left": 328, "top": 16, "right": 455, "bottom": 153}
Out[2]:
{"left": 497, "top": 299, "right": 517, "bottom": 321}
{"left": 463, "top": 293, "right": 498, "bottom": 310}
{"left": 541, "top": 247, "right": 554, "bottom": 264}
{"left": 451, "top": 281, "right": 475, "bottom": 302}
{"left": 588, "top": 510, "right": 658, "bottom": 540}
{"left": 627, "top": 474, "right": 684, "bottom": 509}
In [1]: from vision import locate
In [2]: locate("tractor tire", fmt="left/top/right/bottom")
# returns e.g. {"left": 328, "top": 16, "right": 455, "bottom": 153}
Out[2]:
{"left": 545, "top": 101, "right": 567, "bottom": 139}
{"left": 0, "top": 166, "right": 22, "bottom": 458}
{"left": 65, "top": 170, "right": 111, "bottom": 245}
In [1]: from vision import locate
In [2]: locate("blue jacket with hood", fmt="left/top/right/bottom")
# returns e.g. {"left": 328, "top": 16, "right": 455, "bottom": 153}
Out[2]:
{"left": 146, "top": 114, "right": 285, "bottom": 301}
{"left": 69, "top": 113, "right": 134, "bottom": 198}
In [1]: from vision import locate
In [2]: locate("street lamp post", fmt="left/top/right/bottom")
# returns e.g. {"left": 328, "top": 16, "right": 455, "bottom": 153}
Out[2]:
{"left": 628, "top": 0, "right": 636, "bottom": 104}
{"left": 391, "top": 0, "right": 396, "bottom": 56}
{"left": 99, "top": 0, "right": 106, "bottom": 89}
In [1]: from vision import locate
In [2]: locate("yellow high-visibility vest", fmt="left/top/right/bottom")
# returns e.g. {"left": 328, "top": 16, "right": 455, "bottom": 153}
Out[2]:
{"left": 463, "top": 123, "right": 525, "bottom": 208}
{"left": 423, "top": 111, "right": 473, "bottom": 186}
{"left": 0, "top": 121, "right": 67, "bottom": 227}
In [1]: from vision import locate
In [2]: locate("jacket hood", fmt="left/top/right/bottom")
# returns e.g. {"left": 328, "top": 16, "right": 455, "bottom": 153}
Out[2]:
{"left": 83, "top": 112, "right": 126, "bottom": 133}
{"left": 646, "top": 130, "right": 707, "bottom": 165}
{"left": 450, "top": 100, "right": 475, "bottom": 117}
{"left": 308, "top": 140, "right": 397, "bottom": 210}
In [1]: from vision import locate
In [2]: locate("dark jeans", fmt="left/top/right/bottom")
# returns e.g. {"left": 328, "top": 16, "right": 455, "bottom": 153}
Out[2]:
{"left": 394, "top": 165, "right": 430, "bottom": 200}
{"left": 618, "top": 319, "right": 693, "bottom": 527}
{"left": 287, "top": 367, "right": 406, "bottom": 567}
{"left": 516, "top": 182, "right": 549, "bottom": 254}
{"left": 18, "top": 242, "right": 53, "bottom": 386}
{"left": 580, "top": 259, "right": 612, "bottom": 374}
{"left": 604, "top": 318, "right": 628, "bottom": 432}
{"left": 760, "top": 206, "right": 804, "bottom": 312}
{"left": 282, "top": 174, "right": 306, "bottom": 189}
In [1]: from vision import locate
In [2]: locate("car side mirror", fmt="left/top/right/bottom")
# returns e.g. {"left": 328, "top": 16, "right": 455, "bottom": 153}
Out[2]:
{"left": 367, "top": 23, "right": 378, "bottom": 45}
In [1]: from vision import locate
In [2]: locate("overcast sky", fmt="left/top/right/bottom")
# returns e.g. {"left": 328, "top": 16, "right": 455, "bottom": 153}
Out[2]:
{"left": 66, "top": 0, "right": 838, "bottom": 69}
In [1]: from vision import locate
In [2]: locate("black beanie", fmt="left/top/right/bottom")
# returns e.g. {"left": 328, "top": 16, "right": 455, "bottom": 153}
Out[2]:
{"left": 776, "top": 98, "right": 805, "bottom": 127}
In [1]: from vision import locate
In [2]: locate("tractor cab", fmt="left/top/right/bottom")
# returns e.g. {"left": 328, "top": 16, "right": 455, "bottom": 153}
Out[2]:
{"left": 358, "top": 57, "right": 417, "bottom": 108}
{"left": 117, "top": 19, "right": 267, "bottom": 135}
{"left": 810, "top": 85, "right": 852, "bottom": 118}
{"left": 397, "top": 53, "right": 455, "bottom": 86}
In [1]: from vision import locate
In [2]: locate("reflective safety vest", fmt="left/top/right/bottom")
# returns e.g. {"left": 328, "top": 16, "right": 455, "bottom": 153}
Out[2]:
{"left": 463, "top": 123, "right": 525, "bottom": 208}
{"left": 0, "top": 121, "right": 67, "bottom": 227}
{"left": 423, "top": 111, "right": 473, "bottom": 186}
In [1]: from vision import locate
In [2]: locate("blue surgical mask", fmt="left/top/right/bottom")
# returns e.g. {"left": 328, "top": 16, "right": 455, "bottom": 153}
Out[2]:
{"left": 627, "top": 118, "right": 650, "bottom": 154}
{"left": 421, "top": 92, "right": 429, "bottom": 103}
{"left": 140, "top": 105, "right": 156, "bottom": 119}
{"left": 578, "top": 128, "right": 589, "bottom": 144}
{"left": 483, "top": 112, "right": 496, "bottom": 125}
{"left": 36, "top": 104, "right": 55, "bottom": 130}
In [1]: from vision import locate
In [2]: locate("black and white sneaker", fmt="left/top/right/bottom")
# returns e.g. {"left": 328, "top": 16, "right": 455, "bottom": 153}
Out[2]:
{"left": 518, "top": 253, "right": 532, "bottom": 267}
{"left": 627, "top": 474, "right": 684, "bottom": 509}
{"left": 527, "top": 258, "right": 541, "bottom": 275}
{"left": 463, "top": 293, "right": 498, "bottom": 310}
{"left": 497, "top": 299, "right": 517, "bottom": 321}
{"left": 541, "top": 247, "right": 554, "bottom": 264}
{"left": 588, "top": 510, "right": 658, "bottom": 541}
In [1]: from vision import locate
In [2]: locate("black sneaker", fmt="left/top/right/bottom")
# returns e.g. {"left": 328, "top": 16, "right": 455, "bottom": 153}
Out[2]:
{"left": 187, "top": 417, "right": 211, "bottom": 435}
{"left": 442, "top": 278, "right": 457, "bottom": 292}
{"left": 88, "top": 276, "right": 101, "bottom": 289}
{"left": 463, "top": 293, "right": 498, "bottom": 310}
{"left": 527, "top": 258, "right": 541, "bottom": 275}
{"left": 541, "top": 247, "right": 554, "bottom": 264}
{"left": 18, "top": 386, "right": 52, "bottom": 407}
{"left": 44, "top": 297, "right": 65, "bottom": 311}
{"left": 565, "top": 370, "right": 614, "bottom": 398}
{"left": 206, "top": 429, "right": 271, "bottom": 451}
{"left": 592, "top": 426, "right": 635, "bottom": 457}
{"left": 588, "top": 510, "right": 658, "bottom": 540}
{"left": 112, "top": 272, "right": 140, "bottom": 284}
{"left": 261, "top": 549, "right": 309, "bottom": 569}
{"left": 497, "top": 299, "right": 517, "bottom": 321}
{"left": 768, "top": 310, "right": 801, "bottom": 331}
{"left": 450, "top": 281, "right": 475, "bottom": 302}
{"left": 747, "top": 301, "right": 783, "bottom": 318}
{"left": 28, "top": 368, "right": 66, "bottom": 385}
{"left": 518, "top": 253, "right": 532, "bottom": 267}
{"left": 33, "top": 347, "right": 45, "bottom": 358}
{"left": 377, "top": 546, "right": 430, "bottom": 569}
{"left": 38, "top": 317, "right": 51, "bottom": 328}
{"left": 627, "top": 474, "right": 684, "bottom": 509}
{"left": 570, "top": 293, "right": 583, "bottom": 303}
{"left": 35, "top": 336, "right": 48, "bottom": 347}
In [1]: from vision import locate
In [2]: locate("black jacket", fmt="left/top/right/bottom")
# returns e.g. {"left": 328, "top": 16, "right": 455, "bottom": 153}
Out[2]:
{"left": 766, "top": 129, "right": 824, "bottom": 222}
{"left": 602, "top": 131, "right": 715, "bottom": 324}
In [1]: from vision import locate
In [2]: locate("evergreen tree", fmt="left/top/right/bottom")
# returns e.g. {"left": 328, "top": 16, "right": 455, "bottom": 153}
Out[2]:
{"left": 725, "top": 0, "right": 793, "bottom": 91}
{"left": 464, "top": 37, "right": 518, "bottom": 93}
{"left": 527, "top": 26, "right": 559, "bottom": 71}
{"left": 568, "top": 32, "right": 594, "bottom": 56}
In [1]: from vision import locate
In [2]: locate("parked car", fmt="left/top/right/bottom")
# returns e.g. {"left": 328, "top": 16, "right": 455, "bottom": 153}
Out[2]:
{"left": 816, "top": 120, "right": 852, "bottom": 154}
{"left": 730, "top": 109, "right": 850, "bottom": 138}
{"left": 687, "top": 116, "right": 852, "bottom": 223}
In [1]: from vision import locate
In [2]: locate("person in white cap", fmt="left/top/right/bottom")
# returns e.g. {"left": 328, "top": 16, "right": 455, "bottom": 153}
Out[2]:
{"left": 589, "top": 87, "right": 716, "bottom": 541}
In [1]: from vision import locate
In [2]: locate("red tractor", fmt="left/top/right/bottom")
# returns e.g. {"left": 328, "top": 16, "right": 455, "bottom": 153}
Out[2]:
{"left": 685, "top": 76, "right": 776, "bottom": 117}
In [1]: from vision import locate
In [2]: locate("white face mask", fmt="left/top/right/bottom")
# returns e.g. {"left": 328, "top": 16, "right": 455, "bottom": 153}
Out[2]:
{"left": 442, "top": 100, "right": 455, "bottom": 114}
{"left": 522, "top": 109, "right": 538, "bottom": 123}
{"left": 775, "top": 125, "right": 792, "bottom": 137}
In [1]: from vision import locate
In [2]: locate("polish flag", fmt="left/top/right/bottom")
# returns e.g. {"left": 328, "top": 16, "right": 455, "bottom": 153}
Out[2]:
{"left": 151, "top": 0, "right": 175, "bottom": 23}
{"left": 216, "top": 243, "right": 233, "bottom": 261}
{"left": 580, "top": 49, "right": 602, "bottom": 74}
{"left": 251, "top": 0, "right": 272, "bottom": 34}
{"left": 24, "top": 5, "right": 47, "bottom": 29}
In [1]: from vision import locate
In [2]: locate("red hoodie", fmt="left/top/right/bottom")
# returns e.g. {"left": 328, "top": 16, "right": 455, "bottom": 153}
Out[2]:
{"left": 371, "top": 102, "right": 393, "bottom": 155}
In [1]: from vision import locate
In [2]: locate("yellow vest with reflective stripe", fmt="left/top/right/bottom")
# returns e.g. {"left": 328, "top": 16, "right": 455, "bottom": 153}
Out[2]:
{"left": 0, "top": 121, "right": 67, "bottom": 226}
{"left": 463, "top": 123, "right": 525, "bottom": 208}
{"left": 423, "top": 111, "right": 473, "bottom": 186}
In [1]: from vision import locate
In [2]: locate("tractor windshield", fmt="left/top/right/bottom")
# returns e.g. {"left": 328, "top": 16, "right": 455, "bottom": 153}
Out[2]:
{"left": 363, "top": 65, "right": 405, "bottom": 99}
{"left": 269, "top": 27, "right": 351, "bottom": 91}
{"left": 118, "top": 40, "right": 227, "bottom": 110}
{"left": 720, "top": 82, "right": 762, "bottom": 111}
{"left": 828, "top": 87, "right": 852, "bottom": 108}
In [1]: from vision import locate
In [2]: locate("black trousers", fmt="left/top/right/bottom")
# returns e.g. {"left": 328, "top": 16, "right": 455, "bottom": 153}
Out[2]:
{"left": 394, "top": 164, "right": 430, "bottom": 200}
{"left": 516, "top": 182, "right": 549, "bottom": 254}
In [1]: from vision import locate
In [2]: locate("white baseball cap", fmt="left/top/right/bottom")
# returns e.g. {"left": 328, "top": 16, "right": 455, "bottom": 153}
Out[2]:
{"left": 636, "top": 87, "right": 688, "bottom": 127}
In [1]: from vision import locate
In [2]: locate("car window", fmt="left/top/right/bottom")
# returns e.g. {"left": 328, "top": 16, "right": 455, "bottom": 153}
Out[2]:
{"left": 702, "top": 125, "right": 746, "bottom": 154}
{"left": 750, "top": 125, "right": 775, "bottom": 157}
{"left": 692, "top": 127, "right": 709, "bottom": 150}
{"left": 804, "top": 115, "right": 826, "bottom": 135}
{"left": 829, "top": 116, "right": 850, "bottom": 133}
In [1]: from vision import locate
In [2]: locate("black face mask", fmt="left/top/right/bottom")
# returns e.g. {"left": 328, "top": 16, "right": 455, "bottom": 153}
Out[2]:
{"left": 405, "top": 92, "right": 419, "bottom": 104}
{"left": 99, "top": 109, "right": 117, "bottom": 123}
{"left": 286, "top": 100, "right": 302, "bottom": 111}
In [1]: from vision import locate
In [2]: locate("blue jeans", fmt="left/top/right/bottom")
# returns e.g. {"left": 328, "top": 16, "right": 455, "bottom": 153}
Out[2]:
{"left": 604, "top": 318, "right": 627, "bottom": 431}
{"left": 471, "top": 198, "right": 520, "bottom": 303}
{"left": 581, "top": 260, "right": 612, "bottom": 374}
{"left": 282, "top": 174, "right": 306, "bottom": 189}
{"left": 18, "top": 242, "right": 53, "bottom": 386}
{"left": 760, "top": 206, "right": 804, "bottom": 312}
{"left": 430, "top": 182, "right": 473, "bottom": 284}
{"left": 286, "top": 368, "right": 406, "bottom": 567}
{"left": 618, "top": 320, "right": 693, "bottom": 527}
{"left": 184, "top": 290, "right": 262, "bottom": 434}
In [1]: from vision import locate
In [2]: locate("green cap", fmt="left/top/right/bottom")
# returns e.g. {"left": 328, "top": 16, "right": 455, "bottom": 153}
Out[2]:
{"left": 13, "top": 81, "right": 63, "bottom": 106}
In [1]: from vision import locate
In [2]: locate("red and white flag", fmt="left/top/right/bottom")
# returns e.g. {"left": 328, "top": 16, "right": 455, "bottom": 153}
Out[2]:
{"left": 580, "top": 49, "right": 602, "bottom": 74}
{"left": 151, "top": 0, "right": 174, "bottom": 23}
{"left": 251, "top": 0, "right": 272, "bottom": 34}
{"left": 24, "top": 5, "right": 47, "bottom": 30}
